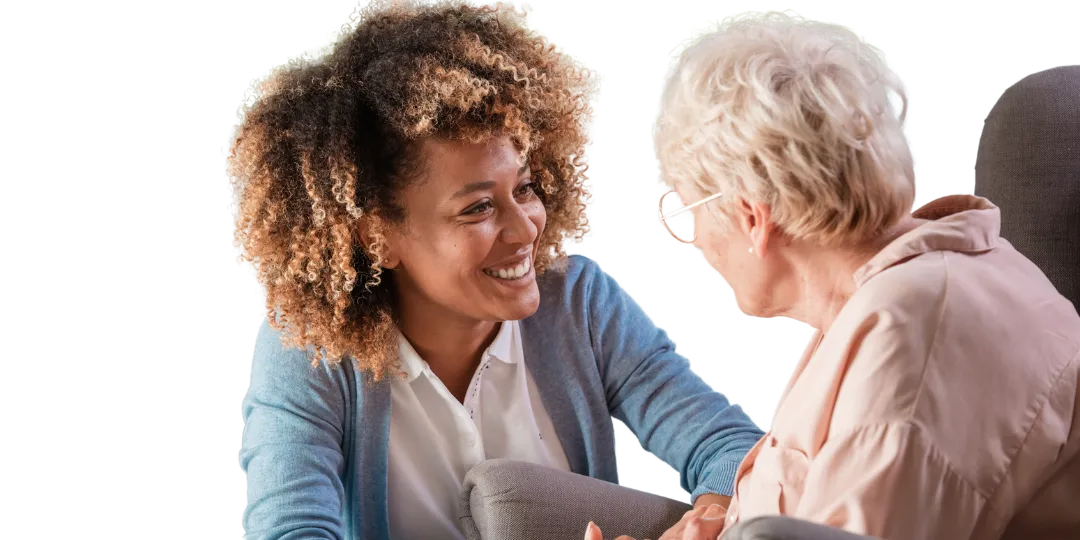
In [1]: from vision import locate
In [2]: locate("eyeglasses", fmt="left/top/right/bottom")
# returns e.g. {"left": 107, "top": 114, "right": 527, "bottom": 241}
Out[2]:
{"left": 658, "top": 189, "right": 723, "bottom": 243}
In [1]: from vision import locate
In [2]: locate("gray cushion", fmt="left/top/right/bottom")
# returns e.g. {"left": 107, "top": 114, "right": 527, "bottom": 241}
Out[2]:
{"left": 460, "top": 459, "right": 691, "bottom": 540}
{"left": 722, "top": 516, "right": 876, "bottom": 540}
{"left": 974, "top": 65, "right": 1080, "bottom": 310}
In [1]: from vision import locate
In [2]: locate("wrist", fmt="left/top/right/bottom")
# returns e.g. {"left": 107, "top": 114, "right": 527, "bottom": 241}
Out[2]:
{"left": 693, "top": 493, "right": 731, "bottom": 510}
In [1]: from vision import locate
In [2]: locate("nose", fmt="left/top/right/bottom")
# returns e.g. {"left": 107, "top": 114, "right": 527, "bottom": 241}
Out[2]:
{"left": 499, "top": 199, "right": 539, "bottom": 246}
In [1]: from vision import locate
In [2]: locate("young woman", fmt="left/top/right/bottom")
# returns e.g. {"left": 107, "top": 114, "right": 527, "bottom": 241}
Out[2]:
{"left": 229, "top": 2, "right": 763, "bottom": 538}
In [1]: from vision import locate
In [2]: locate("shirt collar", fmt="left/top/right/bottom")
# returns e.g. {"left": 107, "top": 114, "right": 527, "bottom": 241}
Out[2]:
{"left": 396, "top": 334, "right": 427, "bottom": 382}
{"left": 853, "top": 195, "right": 1001, "bottom": 287}
{"left": 395, "top": 320, "right": 518, "bottom": 383}
{"left": 485, "top": 320, "right": 517, "bottom": 366}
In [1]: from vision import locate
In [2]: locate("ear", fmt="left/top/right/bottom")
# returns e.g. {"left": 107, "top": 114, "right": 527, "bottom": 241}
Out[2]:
{"left": 357, "top": 215, "right": 401, "bottom": 269}
{"left": 733, "top": 197, "right": 776, "bottom": 257}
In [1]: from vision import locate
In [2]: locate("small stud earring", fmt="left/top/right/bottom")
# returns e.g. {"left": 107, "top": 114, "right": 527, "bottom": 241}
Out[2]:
{"left": 748, "top": 247, "right": 754, "bottom": 254}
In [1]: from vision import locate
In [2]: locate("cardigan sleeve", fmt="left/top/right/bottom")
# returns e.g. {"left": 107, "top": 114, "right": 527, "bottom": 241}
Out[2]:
{"left": 239, "top": 320, "right": 349, "bottom": 540}
{"left": 578, "top": 257, "right": 765, "bottom": 499}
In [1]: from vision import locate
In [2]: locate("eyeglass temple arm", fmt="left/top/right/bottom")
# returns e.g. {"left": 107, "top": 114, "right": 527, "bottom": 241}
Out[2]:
{"left": 658, "top": 191, "right": 723, "bottom": 221}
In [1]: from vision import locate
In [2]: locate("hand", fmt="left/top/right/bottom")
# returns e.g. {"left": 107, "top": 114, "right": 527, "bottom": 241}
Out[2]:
{"left": 657, "top": 503, "right": 727, "bottom": 540}
{"left": 584, "top": 521, "right": 634, "bottom": 540}
{"left": 582, "top": 503, "right": 728, "bottom": 540}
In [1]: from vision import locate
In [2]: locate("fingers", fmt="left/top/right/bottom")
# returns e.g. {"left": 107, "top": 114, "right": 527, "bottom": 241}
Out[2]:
{"left": 662, "top": 505, "right": 713, "bottom": 539}
{"left": 665, "top": 503, "right": 717, "bottom": 537}
{"left": 585, "top": 520, "right": 644, "bottom": 540}
{"left": 681, "top": 518, "right": 725, "bottom": 540}
{"left": 591, "top": 506, "right": 723, "bottom": 540}
{"left": 680, "top": 509, "right": 727, "bottom": 540}
{"left": 685, "top": 505, "right": 710, "bottom": 518}
{"left": 585, "top": 521, "right": 602, "bottom": 540}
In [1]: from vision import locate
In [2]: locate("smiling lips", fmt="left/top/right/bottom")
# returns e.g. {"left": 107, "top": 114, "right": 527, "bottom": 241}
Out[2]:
{"left": 483, "top": 255, "right": 532, "bottom": 280}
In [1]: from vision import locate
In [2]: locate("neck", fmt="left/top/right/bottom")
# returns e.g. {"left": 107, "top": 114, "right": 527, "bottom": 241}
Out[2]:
{"left": 779, "top": 216, "right": 923, "bottom": 333}
{"left": 395, "top": 285, "right": 500, "bottom": 401}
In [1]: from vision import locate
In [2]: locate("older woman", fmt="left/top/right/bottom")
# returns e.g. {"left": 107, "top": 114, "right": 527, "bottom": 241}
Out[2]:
{"left": 230, "top": 2, "right": 763, "bottom": 539}
{"left": 589, "top": 12, "right": 1080, "bottom": 540}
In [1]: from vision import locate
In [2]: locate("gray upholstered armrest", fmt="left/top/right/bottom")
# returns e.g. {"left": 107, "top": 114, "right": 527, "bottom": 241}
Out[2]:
{"left": 460, "top": 459, "right": 692, "bottom": 540}
{"left": 722, "top": 516, "right": 877, "bottom": 540}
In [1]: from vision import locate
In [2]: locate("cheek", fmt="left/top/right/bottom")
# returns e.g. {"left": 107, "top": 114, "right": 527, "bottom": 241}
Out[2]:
{"left": 449, "top": 225, "right": 498, "bottom": 268}
{"left": 700, "top": 242, "right": 734, "bottom": 284}
{"left": 696, "top": 227, "right": 729, "bottom": 268}
{"left": 398, "top": 226, "right": 488, "bottom": 276}
{"left": 698, "top": 229, "right": 752, "bottom": 288}
{"left": 532, "top": 202, "right": 547, "bottom": 238}
{"left": 404, "top": 201, "right": 545, "bottom": 280}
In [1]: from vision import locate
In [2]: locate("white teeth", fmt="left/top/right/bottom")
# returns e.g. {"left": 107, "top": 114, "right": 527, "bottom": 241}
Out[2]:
{"left": 485, "top": 256, "right": 532, "bottom": 280}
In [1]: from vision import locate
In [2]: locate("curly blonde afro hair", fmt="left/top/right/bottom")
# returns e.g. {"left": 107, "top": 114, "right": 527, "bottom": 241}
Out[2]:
{"left": 228, "top": 0, "right": 596, "bottom": 378}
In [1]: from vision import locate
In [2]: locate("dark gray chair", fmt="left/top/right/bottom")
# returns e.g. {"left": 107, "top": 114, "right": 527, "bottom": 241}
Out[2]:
{"left": 975, "top": 65, "right": 1080, "bottom": 311}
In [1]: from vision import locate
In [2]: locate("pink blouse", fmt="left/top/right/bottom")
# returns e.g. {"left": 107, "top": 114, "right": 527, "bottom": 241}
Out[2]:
{"left": 725, "top": 195, "right": 1080, "bottom": 539}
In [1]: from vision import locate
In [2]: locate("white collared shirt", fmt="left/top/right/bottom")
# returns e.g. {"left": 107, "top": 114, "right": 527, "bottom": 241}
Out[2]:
{"left": 386, "top": 320, "right": 570, "bottom": 539}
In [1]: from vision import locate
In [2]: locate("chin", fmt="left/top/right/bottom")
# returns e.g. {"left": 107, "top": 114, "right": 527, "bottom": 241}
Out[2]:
{"left": 498, "top": 289, "right": 541, "bottom": 321}
{"left": 735, "top": 303, "right": 758, "bottom": 317}
{"left": 741, "top": 301, "right": 783, "bottom": 320}
{"left": 479, "top": 267, "right": 541, "bottom": 320}
{"left": 482, "top": 286, "right": 540, "bottom": 321}
{"left": 734, "top": 294, "right": 767, "bottom": 318}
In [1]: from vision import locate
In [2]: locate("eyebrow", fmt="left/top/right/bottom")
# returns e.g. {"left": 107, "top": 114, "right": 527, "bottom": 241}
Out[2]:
{"left": 449, "top": 164, "right": 530, "bottom": 199}
{"left": 450, "top": 181, "right": 497, "bottom": 199}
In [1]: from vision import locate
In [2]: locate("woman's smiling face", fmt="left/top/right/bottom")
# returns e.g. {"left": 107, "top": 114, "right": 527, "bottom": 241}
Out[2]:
{"left": 384, "top": 135, "right": 547, "bottom": 324}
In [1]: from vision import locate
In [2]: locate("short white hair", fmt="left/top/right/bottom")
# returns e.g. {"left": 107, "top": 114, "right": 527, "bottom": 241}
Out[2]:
{"left": 655, "top": 12, "right": 915, "bottom": 247}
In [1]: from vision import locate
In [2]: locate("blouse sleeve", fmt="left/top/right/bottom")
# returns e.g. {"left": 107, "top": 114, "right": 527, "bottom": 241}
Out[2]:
{"left": 793, "top": 420, "right": 986, "bottom": 539}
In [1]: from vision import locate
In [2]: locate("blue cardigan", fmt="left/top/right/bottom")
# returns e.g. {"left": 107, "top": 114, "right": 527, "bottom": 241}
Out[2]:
{"left": 240, "top": 255, "right": 763, "bottom": 539}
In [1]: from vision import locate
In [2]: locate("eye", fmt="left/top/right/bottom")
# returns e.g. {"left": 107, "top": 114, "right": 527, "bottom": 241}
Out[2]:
{"left": 462, "top": 200, "right": 494, "bottom": 216}
{"left": 514, "top": 180, "right": 539, "bottom": 200}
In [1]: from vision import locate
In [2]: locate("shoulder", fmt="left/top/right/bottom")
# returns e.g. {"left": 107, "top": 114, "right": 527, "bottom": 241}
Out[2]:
{"left": 838, "top": 252, "right": 949, "bottom": 367}
{"left": 827, "top": 254, "right": 949, "bottom": 427}
{"left": 840, "top": 252, "right": 950, "bottom": 366}
{"left": 848, "top": 252, "right": 949, "bottom": 323}
{"left": 251, "top": 319, "right": 315, "bottom": 380}
{"left": 535, "top": 254, "right": 603, "bottom": 292}
{"left": 248, "top": 319, "right": 355, "bottom": 405}
{"left": 531, "top": 254, "right": 633, "bottom": 324}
